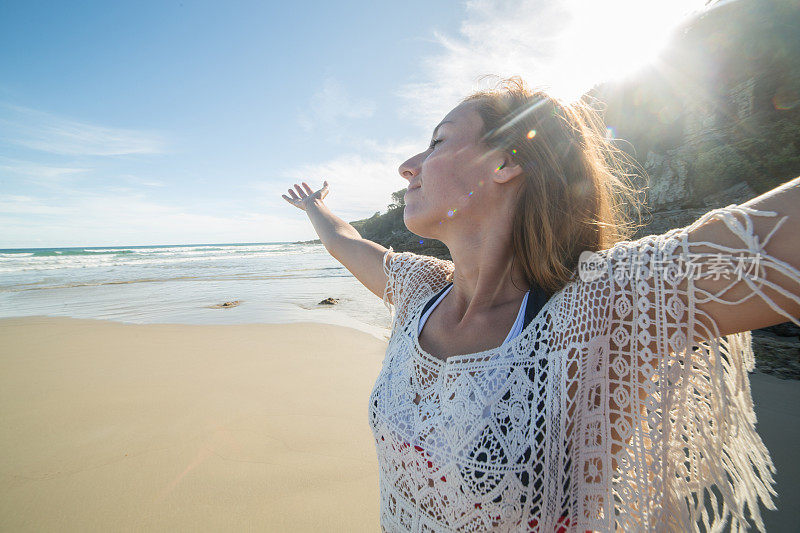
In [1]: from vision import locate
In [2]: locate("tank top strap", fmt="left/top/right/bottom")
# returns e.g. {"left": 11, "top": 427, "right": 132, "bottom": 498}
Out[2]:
{"left": 522, "top": 283, "right": 550, "bottom": 329}
{"left": 421, "top": 281, "right": 550, "bottom": 328}
{"left": 420, "top": 281, "right": 454, "bottom": 318}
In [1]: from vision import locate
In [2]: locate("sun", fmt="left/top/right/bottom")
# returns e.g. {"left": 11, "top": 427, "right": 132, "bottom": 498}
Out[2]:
{"left": 548, "top": 0, "right": 708, "bottom": 101}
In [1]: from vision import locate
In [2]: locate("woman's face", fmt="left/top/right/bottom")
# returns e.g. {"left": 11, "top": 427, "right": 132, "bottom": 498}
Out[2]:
{"left": 398, "top": 102, "right": 504, "bottom": 239}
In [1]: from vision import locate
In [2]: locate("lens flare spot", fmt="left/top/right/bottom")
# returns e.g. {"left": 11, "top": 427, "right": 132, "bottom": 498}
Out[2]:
{"left": 468, "top": 191, "right": 474, "bottom": 197}
{"left": 478, "top": 180, "right": 484, "bottom": 187}
{"left": 527, "top": 130, "right": 536, "bottom": 139}
{"left": 773, "top": 86, "right": 800, "bottom": 110}
{"left": 447, "top": 210, "right": 454, "bottom": 217}
{"left": 419, "top": 239, "right": 424, "bottom": 245}
{"left": 511, "top": 149, "right": 517, "bottom": 154}
{"left": 605, "top": 126, "right": 616, "bottom": 139}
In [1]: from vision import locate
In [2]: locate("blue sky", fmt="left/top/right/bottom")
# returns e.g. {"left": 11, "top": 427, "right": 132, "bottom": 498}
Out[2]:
{"left": 0, "top": 0, "right": 707, "bottom": 248}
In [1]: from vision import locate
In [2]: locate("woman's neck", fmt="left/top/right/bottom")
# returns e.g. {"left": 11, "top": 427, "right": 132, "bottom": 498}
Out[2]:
{"left": 445, "top": 229, "right": 530, "bottom": 325}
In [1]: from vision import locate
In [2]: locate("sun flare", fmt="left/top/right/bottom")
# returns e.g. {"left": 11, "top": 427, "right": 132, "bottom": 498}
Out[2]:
{"left": 547, "top": 0, "right": 709, "bottom": 101}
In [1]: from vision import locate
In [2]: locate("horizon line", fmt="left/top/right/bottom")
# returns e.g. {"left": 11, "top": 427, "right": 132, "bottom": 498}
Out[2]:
{"left": 0, "top": 240, "right": 322, "bottom": 251}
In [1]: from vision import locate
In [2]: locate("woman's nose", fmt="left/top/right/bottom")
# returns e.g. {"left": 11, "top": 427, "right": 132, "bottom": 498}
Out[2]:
{"left": 398, "top": 154, "right": 421, "bottom": 181}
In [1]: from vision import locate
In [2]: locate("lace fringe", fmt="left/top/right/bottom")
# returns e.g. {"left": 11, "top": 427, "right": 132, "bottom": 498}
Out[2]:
{"left": 659, "top": 203, "right": 797, "bottom": 532}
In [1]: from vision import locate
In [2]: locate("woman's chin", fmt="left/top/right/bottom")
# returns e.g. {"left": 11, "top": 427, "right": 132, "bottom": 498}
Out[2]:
{"left": 403, "top": 209, "right": 438, "bottom": 240}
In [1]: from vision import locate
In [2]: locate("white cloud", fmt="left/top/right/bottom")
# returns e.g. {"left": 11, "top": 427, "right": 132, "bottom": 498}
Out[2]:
{"left": 0, "top": 194, "right": 74, "bottom": 215}
{"left": 0, "top": 157, "right": 90, "bottom": 195}
{"left": 298, "top": 77, "right": 377, "bottom": 131}
{"left": 285, "top": 153, "right": 405, "bottom": 220}
{"left": 395, "top": 0, "right": 568, "bottom": 127}
{"left": 0, "top": 103, "right": 165, "bottom": 156}
{"left": 0, "top": 191, "right": 312, "bottom": 248}
{"left": 0, "top": 157, "right": 89, "bottom": 181}
{"left": 248, "top": 140, "right": 419, "bottom": 226}
{"left": 119, "top": 174, "right": 168, "bottom": 188}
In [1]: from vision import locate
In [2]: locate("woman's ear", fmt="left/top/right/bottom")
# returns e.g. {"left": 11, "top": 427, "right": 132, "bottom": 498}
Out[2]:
{"left": 492, "top": 157, "right": 524, "bottom": 185}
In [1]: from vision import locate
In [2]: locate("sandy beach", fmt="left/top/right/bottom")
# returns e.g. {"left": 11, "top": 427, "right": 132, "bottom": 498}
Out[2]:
{"left": 1, "top": 316, "right": 798, "bottom": 531}
{"left": 0, "top": 317, "right": 385, "bottom": 531}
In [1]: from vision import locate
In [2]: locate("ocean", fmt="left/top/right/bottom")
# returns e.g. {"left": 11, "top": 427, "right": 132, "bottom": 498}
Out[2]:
{"left": 0, "top": 242, "right": 393, "bottom": 340}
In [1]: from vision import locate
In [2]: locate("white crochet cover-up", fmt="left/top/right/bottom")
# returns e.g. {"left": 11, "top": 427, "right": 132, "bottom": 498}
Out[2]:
{"left": 368, "top": 204, "right": 800, "bottom": 532}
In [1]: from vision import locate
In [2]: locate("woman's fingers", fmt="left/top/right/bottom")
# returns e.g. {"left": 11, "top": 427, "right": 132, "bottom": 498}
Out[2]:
{"left": 282, "top": 181, "right": 326, "bottom": 209}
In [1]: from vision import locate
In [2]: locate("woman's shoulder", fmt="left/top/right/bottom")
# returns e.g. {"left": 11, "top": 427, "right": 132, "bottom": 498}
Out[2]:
{"left": 384, "top": 249, "right": 454, "bottom": 283}
{"left": 383, "top": 248, "right": 454, "bottom": 324}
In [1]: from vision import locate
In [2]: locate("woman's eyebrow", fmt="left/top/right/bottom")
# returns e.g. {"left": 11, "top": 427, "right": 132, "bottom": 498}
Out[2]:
{"left": 431, "top": 120, "right": 454, "bottom": 138}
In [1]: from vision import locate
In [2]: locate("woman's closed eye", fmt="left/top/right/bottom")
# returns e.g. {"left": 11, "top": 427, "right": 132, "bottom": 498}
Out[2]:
{"left": 429, "top": 138, "right": 442, "bottom": 149}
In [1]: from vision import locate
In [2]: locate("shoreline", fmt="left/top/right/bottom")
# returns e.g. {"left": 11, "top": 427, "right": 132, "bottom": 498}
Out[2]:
{"left": 0, "top": 306, "right": 392, "bottom": 342}
{"left": 0, "top": 316, "right": 797, "bottom": 531}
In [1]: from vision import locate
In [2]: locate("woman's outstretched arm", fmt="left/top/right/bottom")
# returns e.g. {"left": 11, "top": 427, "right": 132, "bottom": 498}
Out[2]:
{"left": 685, "top": 176, "right": 800, "bottom": 337}
{"left": 282, "top": 181, "right": 393, "bottom": 302}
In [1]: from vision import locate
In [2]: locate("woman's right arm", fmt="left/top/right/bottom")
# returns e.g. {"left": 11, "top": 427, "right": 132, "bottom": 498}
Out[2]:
{"left": 282, "top": 181, "right": 394, "bottom": 302}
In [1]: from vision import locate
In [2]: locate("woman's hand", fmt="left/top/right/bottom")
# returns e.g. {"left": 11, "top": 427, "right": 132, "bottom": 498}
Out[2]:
{"left": 281, "top": 180, "right": 329, "bottom": 211}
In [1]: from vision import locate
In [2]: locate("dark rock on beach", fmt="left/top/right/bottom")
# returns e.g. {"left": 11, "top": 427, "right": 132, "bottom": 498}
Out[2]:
{"left": 760, "top": 322, "right": 800, "bottom": 340}
{"left": 209, "top": 300, "right": 241, "bottom": 309}
{"left": 318, "top": 297, "right": 339, "bottom": 305}
{"left": 752, "top": 324, "right": 800, "bottom": 379}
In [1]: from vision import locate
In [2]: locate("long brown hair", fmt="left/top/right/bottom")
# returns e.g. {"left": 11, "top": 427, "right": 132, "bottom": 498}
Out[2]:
{"left": 462, "top": 77, "right": 643, "bottom": 294}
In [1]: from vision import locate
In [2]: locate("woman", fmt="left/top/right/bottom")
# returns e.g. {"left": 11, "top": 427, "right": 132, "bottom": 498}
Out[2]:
{"left": 282, "top": 78, "right": 800, "bottom": 532}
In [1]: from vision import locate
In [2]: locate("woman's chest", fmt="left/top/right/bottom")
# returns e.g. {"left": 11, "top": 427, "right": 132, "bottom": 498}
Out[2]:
{"left": 418, "top": 296, "right": 524, "bottom": 363}
{"left": 417, "top": 320, "right": 514, "bottom": 364}
{"left": 369, "top": 333, "right": 552, "bottom": 451}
